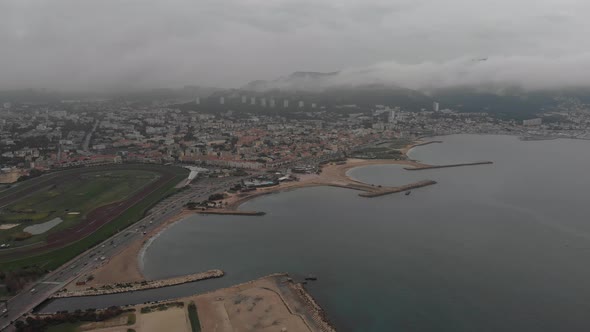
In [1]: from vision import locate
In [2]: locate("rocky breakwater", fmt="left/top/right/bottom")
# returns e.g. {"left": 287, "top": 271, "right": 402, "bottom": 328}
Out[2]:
{"left": 359, "top": 180, "right": 438, "bottom": 198}
{"left": 289, "top": 282, "right": 336, "bottom": 332}
{"left": 52, "top": 269, "right": 224, "bottom": 298}
{"left": 404, "top": 161, "right": 493, "bottom": 171}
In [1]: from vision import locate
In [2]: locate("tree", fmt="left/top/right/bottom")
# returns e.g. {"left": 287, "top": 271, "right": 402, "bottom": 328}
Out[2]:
{"left": 208, "top": 193, "right": 224, "bottom": 201}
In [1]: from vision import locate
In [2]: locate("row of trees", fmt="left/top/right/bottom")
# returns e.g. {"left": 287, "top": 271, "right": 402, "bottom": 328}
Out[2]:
{"left": 0, "top": 268, "right": 44, "bottom": 295}
{"left": 15, "top": 307, "right": 126, "bottom": 332}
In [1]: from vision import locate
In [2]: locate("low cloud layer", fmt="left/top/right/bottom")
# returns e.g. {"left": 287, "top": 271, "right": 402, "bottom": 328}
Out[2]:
{"left": 1, "top": 0, "right": 590, "bottom": 91}
{"left": 333, "top": 54, "right": 590, "bottom": 92}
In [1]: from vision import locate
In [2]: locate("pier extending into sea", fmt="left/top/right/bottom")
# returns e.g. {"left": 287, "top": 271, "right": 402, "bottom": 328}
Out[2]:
{"left": 51, "top": 269, "right": 224, "bottom": 298}
{"left": 358, "top": 180, "right": 437, "bottom": 197}
{"left": 404, "top": 161, "right": 493, "bottom": 171}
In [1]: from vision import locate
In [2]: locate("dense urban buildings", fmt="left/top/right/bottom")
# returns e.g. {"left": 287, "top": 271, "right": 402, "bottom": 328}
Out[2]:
{"left": 0, "top": 95, "right": 588, "bottom": 183}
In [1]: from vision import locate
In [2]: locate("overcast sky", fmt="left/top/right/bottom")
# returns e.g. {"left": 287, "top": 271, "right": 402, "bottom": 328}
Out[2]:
{"left": 2, "top": 0, "right": 590, "bottom": 91}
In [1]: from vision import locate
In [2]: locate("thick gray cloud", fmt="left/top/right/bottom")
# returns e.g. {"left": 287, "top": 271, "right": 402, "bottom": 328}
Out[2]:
{"left": 1, "top": 0, "right": 590, "bottom": 91}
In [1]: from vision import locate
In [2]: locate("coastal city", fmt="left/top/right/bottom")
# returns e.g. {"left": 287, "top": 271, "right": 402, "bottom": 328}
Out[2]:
{"left": 5, "top": 0, "right": 590, "bottom": 331}
{"left": 1, "top": 92, "right": 590, "bottom": 331}
{"left": 1, "top": 95, "right": 589, "bottom": 183}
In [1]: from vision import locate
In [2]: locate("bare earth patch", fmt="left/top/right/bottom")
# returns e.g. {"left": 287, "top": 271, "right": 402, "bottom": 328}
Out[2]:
{"left": 137, "top": 307, "right": 190, "bottom": 332}
{"left": 194, "top": 275, "right": 333, "bottom": 332}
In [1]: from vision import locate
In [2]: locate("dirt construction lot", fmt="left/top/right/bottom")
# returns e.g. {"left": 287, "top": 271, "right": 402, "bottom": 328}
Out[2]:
{"left": 195, "top": 275, "right": 332, "bottom": 332}
{"left": 137, "top": 308, "right": 191, "bottom": 332}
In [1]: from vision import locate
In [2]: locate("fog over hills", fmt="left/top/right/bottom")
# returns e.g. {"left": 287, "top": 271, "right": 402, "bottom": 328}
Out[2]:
{"left": 3, "top": 0, "right": 590, "bottom": 93}
{"left": 2, "top": 67, "right": 589, "bottom": 120}
{"left": 239, "top": 54, "right": 590, "bottom": 94}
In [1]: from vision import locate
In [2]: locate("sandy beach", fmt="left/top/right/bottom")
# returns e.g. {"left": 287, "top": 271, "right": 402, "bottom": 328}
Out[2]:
{"left": 66, "top": 210, "right": 198, "bottom": 289}
{"left": 221, "top": 157, "right": 428, "bottom": 210}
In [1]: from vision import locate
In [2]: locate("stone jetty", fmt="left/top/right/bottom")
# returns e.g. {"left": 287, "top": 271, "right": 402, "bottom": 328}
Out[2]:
{"left": 404, "top": 161, "right": 493, "bottom": 171}
{"left": 52, "top": 269, "right": 224, "bottom": 298}
{"left": 359, "top": 180, "right": 437, "bottom": 197}
{"left": 289, "top": 282, "right": 336, "bottom": 332}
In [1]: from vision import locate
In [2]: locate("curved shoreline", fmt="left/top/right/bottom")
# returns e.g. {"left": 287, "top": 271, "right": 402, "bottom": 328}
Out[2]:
{"left": 76, "top": 141, "right": 437, "bottom": 286}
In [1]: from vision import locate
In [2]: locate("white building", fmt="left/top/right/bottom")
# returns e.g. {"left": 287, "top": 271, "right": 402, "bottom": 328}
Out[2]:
{"left": 270, "top": 99, "right": 276, "bottom": 107}
{"left": 251, "top": 97, "right": 256, "bottom": 105}
{"left": 433, "top": 102, "right": 440, "bottom": 112}
{"left": 241, "top": 95, "right": 247, "bottom": 103}
{"left": 284, "top": 100, "right": 289, "bottom": 108}
{"left": 388, "top": 110, "right": 396, "bottom": 123}
{"left": 195, "top": 97, "right": 200, "bottom": 105}
{"left": 298, "top": 101, "right": 304, "bottom": 108}
{"left": 523, "top": 118, "right": 542, "bottom": 126}
{"left": 261, "top": 98, "right": 266, "bottom": 107}
{"left": 219, "top": 97, "right": 225, "bottom": 105}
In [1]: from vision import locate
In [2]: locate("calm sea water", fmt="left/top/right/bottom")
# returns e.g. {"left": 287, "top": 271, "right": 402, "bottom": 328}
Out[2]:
{"left": 45, "top": 135, "right": 590, "bottom": 331}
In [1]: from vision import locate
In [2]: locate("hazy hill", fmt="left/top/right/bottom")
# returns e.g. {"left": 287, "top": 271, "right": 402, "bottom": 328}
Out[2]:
{"left": 3, "top": 71, "right": 590, "bottom": 119}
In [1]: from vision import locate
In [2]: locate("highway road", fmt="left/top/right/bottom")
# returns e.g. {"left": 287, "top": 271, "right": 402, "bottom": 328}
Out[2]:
{"left": 0, "top": 175, "right": 243, "bottom": 331}
{"left": 82, "top": 120, "right": 99, "bottom": 152}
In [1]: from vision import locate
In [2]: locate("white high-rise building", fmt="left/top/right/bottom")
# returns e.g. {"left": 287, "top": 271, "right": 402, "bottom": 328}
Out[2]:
{"left": 388, "top": 110, "right": 396, "bottom": 123}
{"left": 261, "top": 98, "right": 266, "bottom": 107}
{"left": 241, "top": 96, "right": 247, "bottom": 103}
{"left": 311, "top": 103, "right": 317, "bottom": 108}
{"left": 270, "top": 99, "right": 276, "bottom": 107}
{"left": 195, "top": 97, "right": 200, "bottom": 105}
{"left": 283, "top": 100, "right": 289, "bottom": 108}
{"left": 433, "top": 102, "right": 440, "bottom": 112}
{"left": 251, "top": 97, "right": 256, "bottom": 105}
{"left": 219, "top": 97, "right": 225, "bottom": 105}
{"left": 298, "top": 101, "right": 304, "bottom": 108}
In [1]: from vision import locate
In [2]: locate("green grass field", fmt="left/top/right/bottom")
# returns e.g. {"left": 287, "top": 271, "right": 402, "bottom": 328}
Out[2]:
{"left": 0, "top": 165, "right": 188, "bottom": 272}
{"left": 0, "top": 170, "right": 160, "bottom": 246}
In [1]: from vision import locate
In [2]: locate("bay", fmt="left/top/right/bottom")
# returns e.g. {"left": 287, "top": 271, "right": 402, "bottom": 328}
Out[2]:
{"left": 45, "top": 135, "right": 590, "bottom": 332}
